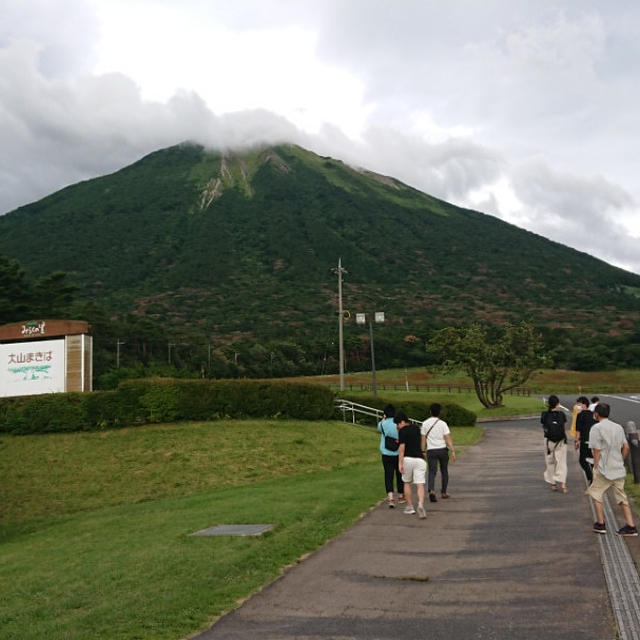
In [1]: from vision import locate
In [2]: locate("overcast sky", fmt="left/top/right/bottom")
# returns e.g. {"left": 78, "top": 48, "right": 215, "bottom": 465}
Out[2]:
{"left": 2, "top": 0, "right": 639, "bottom": 273}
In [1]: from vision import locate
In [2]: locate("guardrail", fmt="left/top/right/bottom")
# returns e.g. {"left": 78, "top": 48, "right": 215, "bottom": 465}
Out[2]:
{"left": 335, "top": 398, "right": 421, "bottom": 427}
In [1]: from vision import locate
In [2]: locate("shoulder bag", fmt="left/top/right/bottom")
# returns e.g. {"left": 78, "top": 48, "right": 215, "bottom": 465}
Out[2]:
{"left": 423, "top": 418, "right": 440, "bottom": 451}
{"left": 380, "top": 422, "right": 399, "bottom": 452}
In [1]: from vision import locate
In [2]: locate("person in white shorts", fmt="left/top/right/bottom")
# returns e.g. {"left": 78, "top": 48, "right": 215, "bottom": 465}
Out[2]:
{"left": 395, "top": 412, "right": 427, "bottom": 519}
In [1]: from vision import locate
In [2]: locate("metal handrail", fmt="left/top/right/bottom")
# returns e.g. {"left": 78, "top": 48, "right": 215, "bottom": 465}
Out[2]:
{"left": 335, "top": 398, "right": 421, "bottom": 427}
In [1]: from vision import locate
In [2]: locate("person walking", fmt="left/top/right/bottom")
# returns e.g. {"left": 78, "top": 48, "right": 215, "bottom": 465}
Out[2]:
{"left": 587, "top": 403, "right": 638, "bottom": 536}
{"left": 395, "top": 411, "right": 427, "bottom": 519}
{"left": 542, "top": 394, "right": 568, "bottom": 493}
{"left": 421, "top": 403, "right": 456, "bottom": 502}
{"left": 377, "top": 404, "right": 405, "bottom": 508}
{"left": 574, "top": 396, "right": 595, "bottom": 484}
{"left": 569, "top": 400, "right": 580, "bottom": 439}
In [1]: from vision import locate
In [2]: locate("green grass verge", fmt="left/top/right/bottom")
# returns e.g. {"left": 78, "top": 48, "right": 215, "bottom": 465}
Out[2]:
{"left": 1, "top": 419, "right": 377, "bottom": 525}
{"left": 626, "top": 474, "right": 640, "bottom": 515}
{"left": 0, "top": 420, "right": 483, "bottom": 640}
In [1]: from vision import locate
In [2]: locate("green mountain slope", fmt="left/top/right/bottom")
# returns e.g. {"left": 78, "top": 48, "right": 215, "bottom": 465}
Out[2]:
{"left": 1, "top": 142, "right": 640, "bottom": 362}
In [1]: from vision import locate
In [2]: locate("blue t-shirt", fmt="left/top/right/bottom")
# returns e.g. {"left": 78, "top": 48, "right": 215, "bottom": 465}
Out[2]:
{"left": 378, "top": 417, "right": 399, "bottom": 456}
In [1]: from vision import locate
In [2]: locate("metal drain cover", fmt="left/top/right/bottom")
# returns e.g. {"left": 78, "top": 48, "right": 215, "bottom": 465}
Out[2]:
{"left": 190, "top": 524, "right": 273, "bottom": 537}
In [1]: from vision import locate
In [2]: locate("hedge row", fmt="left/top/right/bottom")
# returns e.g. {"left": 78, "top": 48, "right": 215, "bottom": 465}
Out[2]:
{"left": 338, "top": 394, "right": 477, "bottom": 427}
{"left": 0, "top": 378, "right": 336, "bottom": 435}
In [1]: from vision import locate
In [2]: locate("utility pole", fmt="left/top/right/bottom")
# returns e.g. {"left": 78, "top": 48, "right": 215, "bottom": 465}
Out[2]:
{"left": 332, "top": 258, "right": 347, "bottom": 392}
{"left": 116, "top": 339, "right": 126, "bottom": 368}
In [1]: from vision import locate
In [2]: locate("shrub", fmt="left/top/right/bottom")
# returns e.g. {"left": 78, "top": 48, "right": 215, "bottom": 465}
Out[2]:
{"left": 84, "top": 390, "right": 134, "bottom": 429}
{"left": 0, "top": 393, "right": 89, "bottom": 435}
{"left": 338, "top": 394, "right": 477, "bottom": 427}
{"left": 0, "top": 378, "right": 336, "bottom": 434}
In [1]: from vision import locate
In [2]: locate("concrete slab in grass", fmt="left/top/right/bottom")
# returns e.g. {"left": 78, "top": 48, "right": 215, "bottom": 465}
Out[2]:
{"left": 190, "top": 524, "right": 273, "bottom": 537}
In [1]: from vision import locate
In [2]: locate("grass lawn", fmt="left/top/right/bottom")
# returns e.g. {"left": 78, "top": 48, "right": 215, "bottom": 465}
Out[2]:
{"left": 0, "top": 419, "right": 482, "bottom": 640}
{"left": 295, "top": 367, "right": 640, "bottom": 399}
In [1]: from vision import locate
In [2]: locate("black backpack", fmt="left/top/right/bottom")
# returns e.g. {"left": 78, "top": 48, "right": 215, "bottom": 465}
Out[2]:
{"left": 542, "top": 410, "right": 566, "bottom": 443}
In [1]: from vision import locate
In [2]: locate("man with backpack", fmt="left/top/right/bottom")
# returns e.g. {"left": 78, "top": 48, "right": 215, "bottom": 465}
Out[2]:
{"left": 587, "top": 403, "right": 638, "bottom": 536}
{"left": 542, "top": 395, "right": 568, "bottom": 493}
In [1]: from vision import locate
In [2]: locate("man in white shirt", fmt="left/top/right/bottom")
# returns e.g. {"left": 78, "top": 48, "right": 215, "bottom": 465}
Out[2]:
{"left": 586, "top": 403, "right": 638, "bottom": 536}
{"left": 421, "top": 403, "right": 456, "bottom": 502}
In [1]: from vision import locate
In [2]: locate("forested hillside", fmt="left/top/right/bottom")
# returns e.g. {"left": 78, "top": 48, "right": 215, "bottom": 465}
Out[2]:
{"left": 2, "top": 142, "right": 640, "bottom": 380}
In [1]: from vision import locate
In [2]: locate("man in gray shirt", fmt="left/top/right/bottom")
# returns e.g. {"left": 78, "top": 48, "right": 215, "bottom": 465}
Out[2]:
{"left": 586, "top": 403, "right": 638, "bottom": 536}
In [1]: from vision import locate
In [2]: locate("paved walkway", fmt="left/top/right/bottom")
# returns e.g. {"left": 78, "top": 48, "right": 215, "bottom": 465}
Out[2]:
{"left": 193, "top": 420, "right": 640, "bottom": 639}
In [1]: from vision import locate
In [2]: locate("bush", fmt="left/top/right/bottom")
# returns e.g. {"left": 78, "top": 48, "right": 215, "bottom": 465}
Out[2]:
{"left": 0, "top": 378, "right": 336, "bottom": 434}
{"left": 84, "top": 390, "right": 133, "bottom": 429}
{"left": 338, "top": 394, "right": 477, "bottom": 427}
{"left": 0, "top": 393, "right": 90, "bottom": 435}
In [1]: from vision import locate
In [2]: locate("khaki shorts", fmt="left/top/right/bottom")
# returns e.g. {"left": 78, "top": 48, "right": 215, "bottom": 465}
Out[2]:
{"left": 402, "top": 457, "right": 427, "bottom": 484}
{"left": 586, "top": 468, "right": 629, "bottom": 505}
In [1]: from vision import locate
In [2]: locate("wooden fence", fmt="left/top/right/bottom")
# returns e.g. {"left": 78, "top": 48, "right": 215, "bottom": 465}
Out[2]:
{"left": 327, "top": 383, "right": 531, "bottom": 396}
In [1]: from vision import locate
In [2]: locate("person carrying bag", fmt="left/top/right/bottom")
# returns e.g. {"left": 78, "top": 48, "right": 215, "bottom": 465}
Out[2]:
{"left": 421, "top": 403, "right": 456, "bottom": 502}
{"left": 377, "top": 404, "right": 405, "bottom": 508}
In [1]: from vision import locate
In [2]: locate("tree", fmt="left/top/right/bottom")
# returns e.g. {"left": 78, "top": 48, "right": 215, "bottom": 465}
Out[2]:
{"left": 431, "top": 322, "right": 550, "bottom": 408}
{"left": 0, "top": 252, "right": 32, "bottom": 323}
{"left": 32, "top": 271, "right": 78, "bottom": 317}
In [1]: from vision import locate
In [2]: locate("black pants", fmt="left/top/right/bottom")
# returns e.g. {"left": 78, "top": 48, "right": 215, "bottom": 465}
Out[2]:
{"left": 427, "top": 447, "right": 449, "bottom": 493}
{"left": 578, "top": 441, "right": 593, "bottom": 484}
{"left": 381, "top": 454, "right": 403, "bottom": 494}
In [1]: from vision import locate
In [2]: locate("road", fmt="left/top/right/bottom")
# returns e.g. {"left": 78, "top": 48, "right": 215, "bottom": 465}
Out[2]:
{"left": 192, "top": 418, "right": 633, "bottom": 640}
{"left": 537, "top": 393, "right": 640, "bottom": 428}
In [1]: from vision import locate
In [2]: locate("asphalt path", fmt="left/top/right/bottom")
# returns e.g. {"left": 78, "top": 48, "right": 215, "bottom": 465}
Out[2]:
{"left": 191, "top": 418, "right": 639, "bottom": 640}
{"left": 541, "top": 393, "right": 640, "bottom": 428}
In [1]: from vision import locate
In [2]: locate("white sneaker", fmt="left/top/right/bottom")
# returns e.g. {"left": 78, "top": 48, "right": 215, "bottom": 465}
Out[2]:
{"left": 403, "top": 506, "right": 416, "bottom": 515}
{"left": 417, "top": 505, "right": 426, "bottom": 519}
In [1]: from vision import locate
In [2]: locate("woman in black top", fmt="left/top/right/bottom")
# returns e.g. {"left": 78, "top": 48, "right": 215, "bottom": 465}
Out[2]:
{"left": 574, "top": 395, "right": 595, "bottom": 483}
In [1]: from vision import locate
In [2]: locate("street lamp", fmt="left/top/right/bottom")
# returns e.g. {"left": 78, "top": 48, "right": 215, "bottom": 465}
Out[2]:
{"left": 356, "top": 311, "right": 385, "bottom": 396}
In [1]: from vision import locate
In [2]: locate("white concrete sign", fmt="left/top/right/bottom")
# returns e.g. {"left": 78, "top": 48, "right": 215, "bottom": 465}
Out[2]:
{"left": 0, "top": 339, "right": 65, "bottom": 397}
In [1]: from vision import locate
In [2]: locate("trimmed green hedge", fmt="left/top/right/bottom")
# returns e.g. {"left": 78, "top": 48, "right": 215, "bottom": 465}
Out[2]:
{"left": 0, "top": 378, "right": 335, "bottom": 435}
{"left": 338, "top": 394, "right": 477, "bottom": 427}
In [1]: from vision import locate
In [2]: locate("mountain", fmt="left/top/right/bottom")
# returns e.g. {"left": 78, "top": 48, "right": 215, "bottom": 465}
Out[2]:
{"left": 2, "top": 142, "right": 640, "bottom": 371}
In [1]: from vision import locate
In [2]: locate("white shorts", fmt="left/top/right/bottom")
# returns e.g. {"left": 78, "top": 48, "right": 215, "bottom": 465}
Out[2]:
{"left": 402, "top": 457, "right": 427, "bottom": 484}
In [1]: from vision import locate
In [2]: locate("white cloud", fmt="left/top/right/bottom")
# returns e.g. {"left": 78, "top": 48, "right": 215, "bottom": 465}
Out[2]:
{"left": 0, "top": 0, "right": 100, "bottom": 76}
{"left": 92, "top": 2, "right": 368, "bottom": 137}
{"left": 501, "top": 161, "right": 639, "bottom": 271}
{"left": 1, "top": 0, "right": 640, "bottom": 275}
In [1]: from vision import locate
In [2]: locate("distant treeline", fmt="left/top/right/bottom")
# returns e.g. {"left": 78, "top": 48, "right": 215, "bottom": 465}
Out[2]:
{"left": 2, "top": 250, "right": 640, "bottom": 388}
